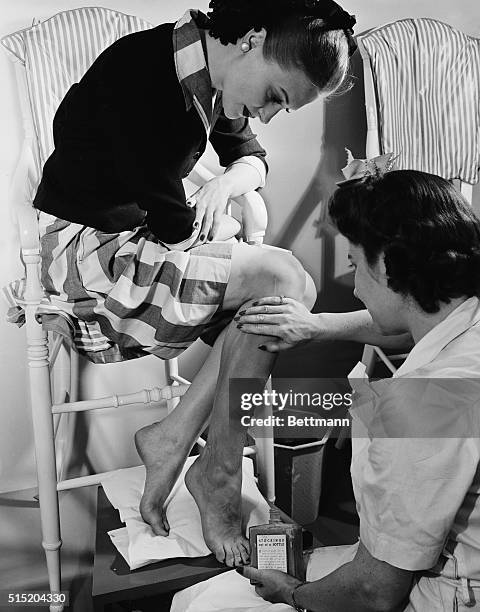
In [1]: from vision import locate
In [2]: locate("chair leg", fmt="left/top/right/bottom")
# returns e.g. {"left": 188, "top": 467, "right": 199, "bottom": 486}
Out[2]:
{"left": 69, "top": 346, "right": 79, "bottom": 403}
{"left": 52, "top": 340, "right": 71, "bottom": 483}
{"left": 164, "top": 358, "right": 180, "bottom": 414}
{"left": 254, "top": 376, "right": 276, "bottom": 504}
{"left": 26, "top": 318, "right": 64, "bottom": 611}
{"left": 361, "top": 344, "right": 377, "bottom": 377}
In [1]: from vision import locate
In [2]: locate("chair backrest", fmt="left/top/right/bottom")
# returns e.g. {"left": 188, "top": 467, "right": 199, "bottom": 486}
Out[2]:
{"left": 358, "top": 18, "right": 480, "bottom": 185}
{"left": 2, "top": 7, "right": 153, "bottom": 179}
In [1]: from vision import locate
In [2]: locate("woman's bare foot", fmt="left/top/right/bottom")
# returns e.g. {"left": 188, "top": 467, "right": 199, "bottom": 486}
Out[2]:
{"left": 135, "top": 421, "right": 190, "bottom": 536}
{"left": 185, "top": 454, "right": 250, "bottom": 567}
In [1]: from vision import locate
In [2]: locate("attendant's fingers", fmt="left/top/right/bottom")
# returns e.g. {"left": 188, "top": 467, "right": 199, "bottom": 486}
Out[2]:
{"left": 252, "top": 296, "right": 293, "bottom": 307}
{"left": 236, "top": 323, "right": 282, "bottom": 336}
{"left": 236, "top": 313, "right": 282, "bottom": 325}
{"left": 237, "top": 565, "right": 262, "bottom": 582}
{"left": 237, "top": 305, "right": 287, "bottom": 317}
{"left": 259, "top": 340, "right": 292, "bottom": 353}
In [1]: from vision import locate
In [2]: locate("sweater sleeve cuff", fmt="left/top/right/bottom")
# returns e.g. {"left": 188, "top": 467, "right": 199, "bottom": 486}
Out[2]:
{"left": 225, "top": 155, "right": 266, "bottom": 188}
{"left": 161, "top": 224, "right": 201, "bottom": 251}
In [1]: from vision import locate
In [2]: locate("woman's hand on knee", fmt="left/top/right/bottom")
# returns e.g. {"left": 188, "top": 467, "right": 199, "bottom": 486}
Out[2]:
{"left": 235, "top": 296, "right": 318, "bottom": 352}
{"left": 190, "top": 176, "right": 233, "bottom": 242}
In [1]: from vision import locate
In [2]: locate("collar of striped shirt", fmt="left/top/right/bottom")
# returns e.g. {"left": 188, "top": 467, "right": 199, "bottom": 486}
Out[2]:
{"left": 173, "top": 9, "right": 222, "bottom": 135}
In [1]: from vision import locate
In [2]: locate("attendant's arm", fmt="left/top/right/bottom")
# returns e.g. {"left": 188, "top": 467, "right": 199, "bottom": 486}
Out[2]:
{"left": 236, "top": 297, "right": 412, "bottom": 351}
{"left": 313, "top": 310, "right": 412, "bottom": 349}
{"left": 242, "top": 541, "right": 412, "bottom": 612}
{"left": 293, "top": 542, "right": 411, "bottom": 611}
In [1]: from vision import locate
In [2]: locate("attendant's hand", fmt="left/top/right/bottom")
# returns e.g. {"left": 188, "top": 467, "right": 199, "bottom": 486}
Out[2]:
{"left": 236, "top": 296, "right": 318, "bottom": 352}
{"left": 237, "top": 566, "right": 302, "bottom": 606}
{"left": 188, "top": 175, "right": 233, "bottom": 242}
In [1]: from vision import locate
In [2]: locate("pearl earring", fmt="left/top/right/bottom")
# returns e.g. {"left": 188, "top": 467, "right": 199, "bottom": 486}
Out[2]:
{"left": 241, "top": 42, "right": 250, "bottom": 53}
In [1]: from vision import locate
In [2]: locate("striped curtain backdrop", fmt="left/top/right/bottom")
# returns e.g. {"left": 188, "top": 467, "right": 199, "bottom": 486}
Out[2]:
{"left": 2, "top": 7, "right": 153, "bottom": 179}
{"left": 361, "top": 18, "right": 480, "bottom": 184}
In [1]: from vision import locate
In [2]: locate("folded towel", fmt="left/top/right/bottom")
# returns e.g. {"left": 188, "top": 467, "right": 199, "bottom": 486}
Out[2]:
{"left": 101, "top": 456, "right": 270, "bottom": 570}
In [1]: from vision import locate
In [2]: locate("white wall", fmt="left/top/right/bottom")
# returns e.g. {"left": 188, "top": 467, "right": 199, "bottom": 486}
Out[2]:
{"left": 0, "top": 0, "right": 479, "bottom": 492}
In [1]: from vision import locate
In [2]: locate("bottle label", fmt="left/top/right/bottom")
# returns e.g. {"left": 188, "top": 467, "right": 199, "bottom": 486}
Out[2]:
{"left": 256, "top": 534, "right": 288, "bottom": 572}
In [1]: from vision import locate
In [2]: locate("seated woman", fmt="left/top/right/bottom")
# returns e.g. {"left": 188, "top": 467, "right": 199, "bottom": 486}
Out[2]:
{"left": 172, "top": 168, "right": 480, "bottom": 609}
{"left": 35, "top": 0, "right": 404, "bottom": 568}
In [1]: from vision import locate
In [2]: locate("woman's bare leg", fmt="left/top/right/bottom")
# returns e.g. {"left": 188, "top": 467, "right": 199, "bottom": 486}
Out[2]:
{"left": 136, "top": 242, "right": 316, "bottom": 558}
{"left": 185, "top": 243, "right": 316, "bottom": 566}
{"left": 135, "top": 327, "right": 227, "bottom": 535}
{"left": 184, "top": 307, "right": 276, "bottom": 566}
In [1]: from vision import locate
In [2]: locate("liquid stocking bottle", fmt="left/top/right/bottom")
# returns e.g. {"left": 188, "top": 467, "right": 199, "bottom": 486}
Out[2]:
{"left": 249, "top": 507, "right": 304, "bottom": 581}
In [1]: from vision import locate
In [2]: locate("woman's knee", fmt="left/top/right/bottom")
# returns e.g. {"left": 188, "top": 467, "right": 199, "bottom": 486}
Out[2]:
{"left": 225, "top": 244, "right": 316, "bottom": 309}
{"left": 247, "top": 250, "right": 310, "bottom": 302}
{"left": 278, "top": 257, "right": 317, "bottom": 308}
{"left": 304, "top": 270, "right": 317, "bottom": 309}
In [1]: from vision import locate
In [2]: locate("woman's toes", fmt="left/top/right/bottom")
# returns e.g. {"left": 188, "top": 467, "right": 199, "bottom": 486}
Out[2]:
{"left": 161, "top": 508, "right": 170, "bottom": 532}
{"left": 223, "top": 545, "right": 235, "bottom": 568}
{"left": 239, "top": 542, "right": 250, "bottom": 565}
{"left": 140, "top": 500, "right": 169, "bottom": 536}
{"left": 215, "top": 545, "right": 226, "bottom": 565}
{"left": 150, "top": 515, "right": 169, "bottom": 536}
{"left": 233, "top": 548, "right": 243, "bottom": 567}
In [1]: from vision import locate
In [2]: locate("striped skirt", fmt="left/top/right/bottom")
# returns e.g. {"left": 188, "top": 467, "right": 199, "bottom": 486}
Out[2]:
{"left": 38, "top": 212, "right": 235, "bottom": 362}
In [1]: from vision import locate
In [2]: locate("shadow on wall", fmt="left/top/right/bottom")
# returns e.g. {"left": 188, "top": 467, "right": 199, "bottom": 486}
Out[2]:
{"left": 276, "top": 50, "right": 367, "bottom": 308}
{"left": 275, "top": 52, "right": 367, "bottom": 252}
{"left": 271, "top": 52, "right": 375, "bottom": 380}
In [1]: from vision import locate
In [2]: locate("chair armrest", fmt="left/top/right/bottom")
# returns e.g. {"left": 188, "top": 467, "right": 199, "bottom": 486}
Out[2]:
{"left": 10, "top": 137, "right": 41, "bottom": 254}
{"left": 233, "top": 191, "right": 267, "bottom": 245}
{"left": 16, "top": 201, "right": 41, "bottom": 253}
{"left": 188, "top": 162, "right": 268, "bottom": 245}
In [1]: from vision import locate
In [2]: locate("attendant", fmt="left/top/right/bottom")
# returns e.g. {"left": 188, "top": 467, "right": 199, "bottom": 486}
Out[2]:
{"left": 173, "top": 166, "right": 480, "bottom": 609}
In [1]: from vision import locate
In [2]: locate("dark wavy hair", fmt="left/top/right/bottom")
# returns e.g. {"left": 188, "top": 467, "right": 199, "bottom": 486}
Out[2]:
{"left": 329, "top": 170, "right": 480, "bottom": 313}
{"left": 200, "top": 0, "right": 356, "bottom": 95}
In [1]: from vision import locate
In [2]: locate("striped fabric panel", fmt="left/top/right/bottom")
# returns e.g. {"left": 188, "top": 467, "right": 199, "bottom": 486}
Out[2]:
{"left": 173, "top": 10, "right": 214, "bottom": 135}
{"left": 2, "top": 8, "right": 153, "bottom": 176}
{"left": 362, "top": 18, "right": 480, "bottom": 184}
{"left": 1, "top": 30, "right": 26, "bottom": 62}
{"left": 34, "top": 212, "right": 232, "bottom": 361}
{"left": 48, "top": 227, "right": 231, "bottom": 360}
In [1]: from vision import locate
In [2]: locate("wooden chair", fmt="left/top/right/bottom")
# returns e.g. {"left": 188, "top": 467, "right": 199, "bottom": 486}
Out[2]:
{"left": 2, "top": 8, "right": 274, "bottom": 611}
{"left": 356, "top": 17, "right": 480, "bottom": 375}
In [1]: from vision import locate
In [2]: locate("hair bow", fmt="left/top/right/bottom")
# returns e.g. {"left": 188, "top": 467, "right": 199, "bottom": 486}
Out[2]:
{"left": 336, "top": 149, "right": 398, "bottom": 186}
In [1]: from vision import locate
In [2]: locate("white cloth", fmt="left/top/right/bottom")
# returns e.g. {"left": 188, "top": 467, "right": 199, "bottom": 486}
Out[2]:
{"left": 171, "top": 543, "right": 359, "bottom": 612}
{"left": 101, "top": 456, "right": 270, "bottom": 570}
{"left": 171, "top": 568, "right": 294, "bottom": 612}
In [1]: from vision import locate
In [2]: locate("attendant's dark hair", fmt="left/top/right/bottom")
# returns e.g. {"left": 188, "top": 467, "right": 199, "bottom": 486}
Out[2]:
{"left": 200, "top": 0, "right": 356, "bottom": 95}
{"left": 329, "top": 170, "right": 480, "bottom": 313}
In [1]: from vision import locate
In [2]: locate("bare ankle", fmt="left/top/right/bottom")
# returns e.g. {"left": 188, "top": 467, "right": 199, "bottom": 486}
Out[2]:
{"left": 195, "top": 454, "right": 241, "bottom": 483}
